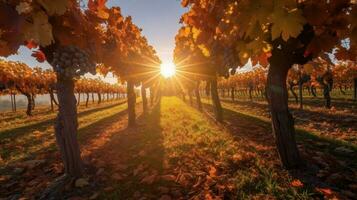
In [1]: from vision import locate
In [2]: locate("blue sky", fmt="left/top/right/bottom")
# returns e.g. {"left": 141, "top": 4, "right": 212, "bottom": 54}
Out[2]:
{"left": 3, "top": 0, "right": 186, "bottom": 74}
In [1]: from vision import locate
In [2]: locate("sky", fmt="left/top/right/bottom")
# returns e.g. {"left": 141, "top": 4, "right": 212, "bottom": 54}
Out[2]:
{"left": 2, "top": 0, "right": 187, "bottom": 82}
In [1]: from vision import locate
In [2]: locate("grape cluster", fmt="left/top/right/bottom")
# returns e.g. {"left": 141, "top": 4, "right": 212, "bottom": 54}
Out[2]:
{"left": 51, "top": 45, "right": 96, "bottom": 79}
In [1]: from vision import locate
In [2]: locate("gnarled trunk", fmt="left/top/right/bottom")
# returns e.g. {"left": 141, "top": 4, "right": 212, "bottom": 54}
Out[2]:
{"left": 141, "top": 86, "right": 148, "bottom": 114}
{"left": 249, "top": 86, "right": 253, "bottom": 101}
{"left": 85, "top": 93, "right": 89, "bottom": 108}
{"left": 289, "top": 84, "right": 298, "bottom": 103}
{"left": 150, "top": 88, "right": 154, "bottom": 106}
{"left": 323, "top": 85, "right": 331, "bottom": 108}
{"left": 77, "top": 93, "right": 81, "bottom": 106}
{"left": 231, "top": 87, "right": 235, "bottom": 101}
{"left": 31, "top": 94, "right": 35, "bottom": 110}
{"left": 55, "top": 77, "right": 83, "bottom": 177}
{"left": 267, "top": 63, "right": 300, "bottom": 169}
{"left": 311, "top": 86, "right": 317, "bottom": 97}
{"left": 210, "top": 78, "right": 223, "bottom": 122}
{"left": 127, "top": 80, "right": 136, "bottom": 127}
{"left": 188, "top": 90, "right": 193, "bottom": 106}
{"left": 354, "top": 78, "right": 357, "bottom": 101}
{"left": 97, "top": 93, "right": 101, "bottom": 104}
{"left": 25, "top": 93, "right": 33, "bottom": 116}
{"left": 195, "top": 81, "right": 202, "bottom": 111}
{"left": 298, "top": 73, "right": 303, "bottom": 110}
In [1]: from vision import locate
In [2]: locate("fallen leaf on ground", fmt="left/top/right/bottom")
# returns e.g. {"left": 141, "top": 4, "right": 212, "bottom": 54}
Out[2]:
{"left": 316, "top": 187, "right": 333, "bottom": 196}
{"left": 75, "top": 178, "right": 89, "bottom": 188}
{"left": 141, "top": 174, "right": 157, "bottom": 184}
{"left": 161, "top": 175, "right": 176, "bottom": 181}
{"left": 291, "top": 179, "right": 304, "bottom": 187}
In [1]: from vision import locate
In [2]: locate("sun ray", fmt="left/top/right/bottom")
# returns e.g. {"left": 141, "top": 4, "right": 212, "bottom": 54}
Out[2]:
{"left": 160, "top": 61, "right": 176, "bottom": 78}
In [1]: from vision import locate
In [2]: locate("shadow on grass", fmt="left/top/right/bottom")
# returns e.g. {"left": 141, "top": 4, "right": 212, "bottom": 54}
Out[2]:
{"left": 0, "top": 101, "right": 127, "bottom": 142}
{"left": 86, "top": 101, "right": 166, "bottom": 199}
{"left": 201, "top": 102, "right": 357, "bottom": 196}
{"left": 1, "top": 105, "right": 131, "bottom": 166}
{"left": 220, "top": 98, "right": 357, "bottom": 133}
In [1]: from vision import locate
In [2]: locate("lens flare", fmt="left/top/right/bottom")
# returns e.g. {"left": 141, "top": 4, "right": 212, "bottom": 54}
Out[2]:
{"left": 160, "top": 61, "right": 176, "bottom": 78}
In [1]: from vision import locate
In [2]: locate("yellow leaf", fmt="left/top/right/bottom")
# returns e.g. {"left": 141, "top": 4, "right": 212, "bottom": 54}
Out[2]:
{"left": 23, "top": 11, "right": 53, "bottom": 46}
{"left": 198, "top": 44, "right": 210, "bottom": 57}
{"left": 16, "top": 2, "right": 32, "bottom": 14}
{"left": 304, "top": 63, "right": 314, "bottom": 74}
{"left": 97, "top": 9, "right": 110, "bottom": 19}
{"left": 271, "top": 8, "right": 306, "bottom": 41}
{"left": 36, "top": 0, "right": 69, "bottom": 16}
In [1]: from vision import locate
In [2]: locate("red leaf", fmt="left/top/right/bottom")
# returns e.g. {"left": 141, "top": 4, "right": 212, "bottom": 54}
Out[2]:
{"left": 25, "top": 40, "right": 38, "bottom": 49}
{"left": 31, "top": 50, "right": 46, "bottom": 63}
{"left": 291, "top": 179, "right": 304, "bottom": 187}
{"left": 316, "top": 187, "right": 333, "bottom": 196}
{"left": 88, "top": 0, "right": 107, "bottom": 11}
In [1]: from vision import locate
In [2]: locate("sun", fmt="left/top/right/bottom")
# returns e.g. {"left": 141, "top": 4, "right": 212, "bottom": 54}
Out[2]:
{"left": 160, "top": 61, "right": 176, "bottom": 78}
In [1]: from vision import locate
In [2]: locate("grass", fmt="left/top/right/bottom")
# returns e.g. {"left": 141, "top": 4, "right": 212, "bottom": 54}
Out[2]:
{"left": 97, "top": 97, "right": 312, "bottom": 199}
{"left": 0, "top": 100, "right": 129, "bottom": 165}
{"left": 1, "top": 96, "right": 356, "bottom": 199}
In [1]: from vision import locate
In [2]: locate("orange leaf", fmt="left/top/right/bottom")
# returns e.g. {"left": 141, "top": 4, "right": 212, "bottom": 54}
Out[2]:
{"left": 316, "top": 187, "right": 333, "bottom": 196}
{"left": 291, "top": 179, "right": 304, "bottom": 187}
{"left": 31, "top": 50, "right": 46, "bottom": 63}
{"left": 25, "top": 40, "right": 38, "bottom": 49}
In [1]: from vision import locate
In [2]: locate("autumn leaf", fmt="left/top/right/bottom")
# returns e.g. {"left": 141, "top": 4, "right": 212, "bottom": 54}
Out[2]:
{"left": 16, "top": 2, "right": 32, "bottom": 14}
{"left": 141, "top": 174, "right": 157, "bottom": 184}
{"left": 291, "top": 179, "right": 304, "bottom": 187}
{"left": 316, "top": 187, "right": 333, "bottom": 196}
{"left": 208, "top": 166, "right": 217, "bottom": 177}
{"left": 75, "top": 178, "right": 89, "bottom": 188}
{"left": 23, "top": 11, "right": 53, "bottom": 46}
{"left": 36, "top": 0, "right": 69, "bottom": 16}
{"left": 25, "top": 40, "right": 38, "bottom": 49}
{"left": 31, "top": 50, "right": 46, "bottom": 62}
{"left": 271, "top": 8, "right": 306, "bottom": 41}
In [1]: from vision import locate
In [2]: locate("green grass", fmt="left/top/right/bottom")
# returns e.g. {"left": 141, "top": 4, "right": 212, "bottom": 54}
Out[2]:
{"left": 100, "top": 97, "right": 312, "bottom": 199}
{"left": 0, "top": 100, "right": 129, "bottom": 164}
{"left": 1, "top": 96, "right": 355, "bottom": 199}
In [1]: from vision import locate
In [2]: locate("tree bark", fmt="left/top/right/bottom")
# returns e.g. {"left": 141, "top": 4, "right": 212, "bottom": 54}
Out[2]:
{"left": 311, "top": 86, "right": 317, "bottom": 97}
{"left": 249, "top": 86, "right": 253, "bottom": 101}
{"left": 141, "top": 86, "right": 148, "bottom": 114}
{"left": 339, "top": 86, "right": 346, "bottom": 95}
{"left": 195, "top": 81, "right": 202, "bottom": 111}
{"left": 231, "top": 87, "right": 235, "bottom": 101}
{"left": 25, "top": 93, "right": 33, "bottom": 116}
{"left": 91, "top": 93, "right": 94, "bottom": 103}
{"left": 127, "top": 80, "right": 136, "bottom": 127}
{"left": 85, "top": 93, "right": 89, "bottom": 108}
{"left": 149, "top": 87, "right": 154, "bottom": 106}
{"left": 289, "top": 84, "right": 298, "bottom": 104}
{"left": 323, "top": 85, "right": 331, "bottom": 108}
{"left": 210, "top": 78, "right": 223, "bottom": 122}
{"left": 55, "top": 77, "right": 83, "bottom": 177}
{"left": 13, "top": 94, "right": 16, "bottom": 112}
{"left": 188, "top": 91, "right": 193, "bottom": 106}
{"left": 97, "top": 93, "right": 101, "bottom": 104}
{"left": 10, "top": 93, "right": 14, "bottom": 112}
{"left": 50, "top": 89, "right": 58, "bottom": 106}
{"left": 354, "top": 78, "right": 357, "bottom": 101}
{"left": 77, "top": 93, "right": 81, "bottom": 106}
{"left": 31, "top": 94, "right": 35, "bottom": 110}
{"left": 267, "top": 63, "right": 301, "bottom": 169}
{"left": 298, "top": 80, "right": 303, "bottom": 110}
{"left": 50, "top": 95, "right": 54, "bottom": 111}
